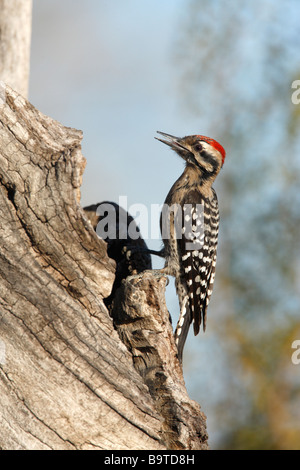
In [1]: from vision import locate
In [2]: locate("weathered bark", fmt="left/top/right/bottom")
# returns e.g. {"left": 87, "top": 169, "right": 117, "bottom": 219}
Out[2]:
{"left": 0, "top": 0, "right": 32, "bottom": 98}
{"left": 112, "top": 272, "right": 208, "bottom": 450}
{"left": 0, "top": 85, "right": 208, "bottom": 450}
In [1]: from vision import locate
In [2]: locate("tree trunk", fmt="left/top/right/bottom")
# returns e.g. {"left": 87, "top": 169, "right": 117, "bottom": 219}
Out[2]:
{"left": 0, "top": 85, "right": 208, "bottom": 450}
{"left": 0, "top": 0, "right": 32, "bottom": 98}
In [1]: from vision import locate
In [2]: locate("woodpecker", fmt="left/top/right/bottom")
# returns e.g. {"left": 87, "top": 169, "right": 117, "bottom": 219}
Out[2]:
{"left": 155, "top": 131, "right": 226, "bottom": 362}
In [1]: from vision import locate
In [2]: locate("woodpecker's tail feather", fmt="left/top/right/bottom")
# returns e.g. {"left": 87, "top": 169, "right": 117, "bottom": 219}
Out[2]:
{"left": 174, "top": 301, "right": 192, "bottom": 363}
{"left": 174, "top": 279, "right": 192, "bottom": 363}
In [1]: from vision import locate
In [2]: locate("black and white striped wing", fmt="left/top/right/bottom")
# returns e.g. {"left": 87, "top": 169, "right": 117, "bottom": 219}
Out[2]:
{"left": 203, "top": 192, "right": 220, "bottom": 322}
{"left": 179, "top": 189, "right": 219, "bottom": 335}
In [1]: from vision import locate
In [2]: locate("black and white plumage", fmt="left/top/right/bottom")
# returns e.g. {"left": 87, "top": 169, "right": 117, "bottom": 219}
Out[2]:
{"left": 175, "top": 191, "right": 219, "bottom": 350}
{"left": 155, "top": 131, "right": 226, "bottom": 362}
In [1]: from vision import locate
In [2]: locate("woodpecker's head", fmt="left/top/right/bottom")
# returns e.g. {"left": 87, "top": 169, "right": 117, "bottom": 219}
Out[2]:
{"left": 155, "top": 131, "right": 226, "bottom": 178}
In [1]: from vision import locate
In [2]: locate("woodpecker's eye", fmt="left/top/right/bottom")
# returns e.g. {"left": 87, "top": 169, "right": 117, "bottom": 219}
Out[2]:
{"left": 194, "top": 143, "right": 203, "bottom": 152}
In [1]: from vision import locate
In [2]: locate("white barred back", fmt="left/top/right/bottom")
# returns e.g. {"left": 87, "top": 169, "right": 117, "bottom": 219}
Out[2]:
{"left": 178, "top": 189, "right": 219, "bottom": 336}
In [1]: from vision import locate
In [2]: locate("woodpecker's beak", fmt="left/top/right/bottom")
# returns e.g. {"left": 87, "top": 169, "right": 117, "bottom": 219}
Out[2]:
{"left": 155, "top": 131, "right": 189, "bottom": 158}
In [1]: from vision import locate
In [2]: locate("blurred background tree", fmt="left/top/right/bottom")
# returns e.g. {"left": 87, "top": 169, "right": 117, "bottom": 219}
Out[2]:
{"left": 175, "top": 0, "right": 300, "bottom": 449}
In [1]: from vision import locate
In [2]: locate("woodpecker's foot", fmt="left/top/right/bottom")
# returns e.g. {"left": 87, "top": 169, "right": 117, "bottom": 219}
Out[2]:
{"left": 126, "top": 268, "right": 168, "bottom": 283}
{"left": 128, "top": 267, "right": 168, "bottom": 285}
{"left": 148, "top": 268, "right": 169, "bottom": 285}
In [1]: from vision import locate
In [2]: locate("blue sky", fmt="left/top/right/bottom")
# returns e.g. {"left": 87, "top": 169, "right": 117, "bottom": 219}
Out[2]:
{"left": 30, "top": 0, "right": 191, "bottom": 215}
